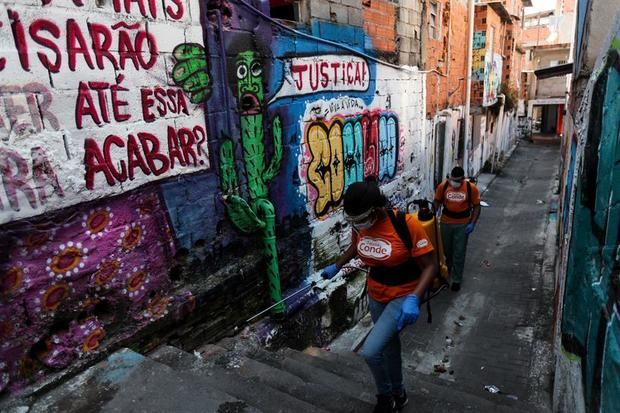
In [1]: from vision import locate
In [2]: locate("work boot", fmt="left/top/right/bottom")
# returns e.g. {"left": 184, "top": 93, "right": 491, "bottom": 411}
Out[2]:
{"left": 373, "top": 394, "right": 396, "bottom": 413}
{"left": 394, "top": 389, "right": 408, "bottom": 410}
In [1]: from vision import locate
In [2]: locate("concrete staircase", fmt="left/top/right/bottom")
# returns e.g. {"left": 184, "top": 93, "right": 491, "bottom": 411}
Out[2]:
{"left": 27, "top": 340, "right": 549, "bottom": 413}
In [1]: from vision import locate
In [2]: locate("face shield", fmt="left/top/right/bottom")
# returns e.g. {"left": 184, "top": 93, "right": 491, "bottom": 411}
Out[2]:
{"left": 344, "top": 208, "right": 377, "bottom": 230}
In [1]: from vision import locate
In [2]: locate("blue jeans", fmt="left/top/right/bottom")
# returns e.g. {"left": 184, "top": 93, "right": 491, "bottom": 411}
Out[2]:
{"left": 359, "top": 295, "right": 405, "bottom": 396}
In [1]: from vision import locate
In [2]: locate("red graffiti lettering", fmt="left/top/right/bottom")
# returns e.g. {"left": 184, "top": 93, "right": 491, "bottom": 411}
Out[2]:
{"left": 84, "top": 138, "right": 115, "bottom": 189}
{"left": 8, "top": 10, "right": 29, "bottom": 71}
{"left": 127, "top": 134, "right": 151, "bottom": 179}
{"left": 178, "top": 128, "right": 197, "bottom": 166}
{"left": 141, "top": 87, "right": 189, "bottom": 122}
{"left": 165, "top": 0, "right": 184, "bottom": 20}
{"left": 31, "top": 147, "right": 64, "bottom": 204}
{"left": 76, "top": 81, "right": 102, "bottom": 128}
{"left": 111, "top": 75, "right": 130, "bottom": 122}
{"left": 9, "top": 18, "right": 158, "bottom": 73}
{"left": 29, "top": 20, "right": 62, "bottom": 73}
{"left": 0, "top": 148, "right": 37, "bottom": 211}
{"left": 193, "top": 125, "right": 207, "bottom": 159}
{"left": 138, "top": 132, "right": 170, "bottom": 175}
{"left": 88, "top": 23, "right": 119, "bottom": 70}
{"left": 113, "top": 0, "right": 158, "bottom": 18}
{"left": 84, "top": 126, "right": 207, "bottom": 188}
{"left": 291, "top": 64, "right": 307, "bottom": 90}
{"left": 75, "top": 76, "right": 131, "bottom": 129}
{"left": 103, "top": 135, "right": 128, "bottom": 181}
{"left": 309, "top": 64, "right": 319, "bottom": 91}
{"left": 320, "top": 62, "right": 329, "bottom": 88}
{"left": 167, "top": 126, "right": 186, "bottom": 168}
{"left": 67, "top": 19, "right": 95, "bottom": 71}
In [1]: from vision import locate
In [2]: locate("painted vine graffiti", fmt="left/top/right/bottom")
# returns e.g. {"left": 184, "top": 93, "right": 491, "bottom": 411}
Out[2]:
{"left": 219, "top": 51, "right": 285, "bottom": 314}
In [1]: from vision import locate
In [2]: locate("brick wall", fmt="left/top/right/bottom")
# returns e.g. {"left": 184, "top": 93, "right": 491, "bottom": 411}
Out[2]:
{"left": 424, "top": 0, "right": 469, "bottom": 117}
{"left": 308, "top": 0, "right": 422, "bottom": 66}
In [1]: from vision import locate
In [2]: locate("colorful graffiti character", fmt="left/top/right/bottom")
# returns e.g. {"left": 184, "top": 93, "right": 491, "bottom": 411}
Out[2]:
{"left": 306, "top": 111, "right": 399, "bottom": 216}
{"left": 172, "top": 44, "right": 211, "bottom": 104}
{"left": 219, "top": 51, "right": 285, "bottom": 314}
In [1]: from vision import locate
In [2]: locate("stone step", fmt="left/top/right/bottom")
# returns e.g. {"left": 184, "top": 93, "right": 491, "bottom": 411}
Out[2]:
{"left": 248, "top": 347, "right": 376, "bottom": 404}
{"left": 150, "top": 345, "right": 328, "bottom": 413}
{"left": 302, "top": 346, "right": 549, "bottom": 413}
{"left": 152, "top": 344, "right": 373, "bottom": 412}
{"left": 30, "top": 348, "right": 253, "bottom": 413}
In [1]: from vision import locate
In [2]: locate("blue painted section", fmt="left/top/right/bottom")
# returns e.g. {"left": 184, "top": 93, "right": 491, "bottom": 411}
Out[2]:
{"left": 102, "top": 350, "right": 146, "bottom": 384}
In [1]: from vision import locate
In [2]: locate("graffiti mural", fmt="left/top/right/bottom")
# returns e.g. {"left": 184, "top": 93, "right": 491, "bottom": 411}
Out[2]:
{"left": 301, "top": 97, "right": 400, "bottom": 216}
{"left": 0, "top": 0, "right": 210, "bottom": 223}
{"left": 0, "top": 0, "right": 427, "bottom": 396}
{"left": 557, "top": 16, "right": 620, "bottom": 412}
{"left": 483, "top": 52, "right": 502, "bottom": 107}
{"left": 472, "top": 31, "right": 486, "bottom": 81}
{"left": 219, "top": 50, "right": 285, "bottom": 314}
{"left": 0, "top": 0, "right": 209, "bottom": 394}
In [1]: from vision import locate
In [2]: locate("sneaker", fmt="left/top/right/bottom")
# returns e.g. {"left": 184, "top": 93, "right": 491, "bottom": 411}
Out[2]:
{"left": 451, "top": 282, "right": 461, "bottom": 292}
{"left": 373, "top": 394, "right": 396, "bottom": 413}
{"left": 394, "top": 389, "right": 408, "bottom": 410}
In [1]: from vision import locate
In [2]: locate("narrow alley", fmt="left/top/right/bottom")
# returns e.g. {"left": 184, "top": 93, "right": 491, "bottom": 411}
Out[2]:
{"left": 1, "top": 0, "right": 619, "bottom": 411}
{"left": 331, "top": 139, "right": 559, "bottom": 412}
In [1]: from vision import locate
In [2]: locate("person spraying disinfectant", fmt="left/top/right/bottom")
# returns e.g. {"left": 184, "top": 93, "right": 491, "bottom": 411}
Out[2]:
{"left": 319, "top": 179, "right": 437, "bottom": 413}
{"left": 433, "top": 166, "right": 481, "bottom": 292}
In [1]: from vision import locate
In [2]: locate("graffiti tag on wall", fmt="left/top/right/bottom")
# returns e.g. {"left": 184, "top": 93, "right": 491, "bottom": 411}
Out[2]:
{"left": 472, "top": 31, "right": 486, "bottom": 81}
{"left": 269, "top": 55, "right": 370, "bottom": 102}
{"left": 0, "top": 0, "right": 210, "bottom": 224}
{"left": 483, "top": 52, "right": 502, "bottom": 107}
{"left": 302, "top": 98, "right": 399, "bottom": 216}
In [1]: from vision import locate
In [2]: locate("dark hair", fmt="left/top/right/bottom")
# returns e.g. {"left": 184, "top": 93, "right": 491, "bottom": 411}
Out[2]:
{"left": 343, "top": 181, "right": 387, "bottom": 216}
{"left": 450, "top": 166, "right": 465, "bottom": 179}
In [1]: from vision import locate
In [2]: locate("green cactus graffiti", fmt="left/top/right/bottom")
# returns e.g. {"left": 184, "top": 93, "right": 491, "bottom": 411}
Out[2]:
{"left": 172, "top": 43, "right": 211, "bottom": 104}
{"left": 220, "top": 51, "right": 286, "bottom": 314}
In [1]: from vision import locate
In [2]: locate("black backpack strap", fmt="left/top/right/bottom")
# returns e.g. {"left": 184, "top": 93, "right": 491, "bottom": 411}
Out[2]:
{"left": 441, "top": 180, "right": 450, "bottom": 203}
{"left": 467, "top": 181, "right": 472, "bottom": 208}
{"left": 386, "top": 209, "right": 412, "bottom": 250}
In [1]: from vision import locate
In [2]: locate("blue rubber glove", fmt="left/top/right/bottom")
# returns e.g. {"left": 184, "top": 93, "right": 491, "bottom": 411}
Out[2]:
{"left": 466, "top": 223, "right": 475, "bottom": 235}
{"left": 396, "top": 294, "right": 420, "bottom": 331}
{"left": 320, "top": 263, "right": 339, "bottom": 280}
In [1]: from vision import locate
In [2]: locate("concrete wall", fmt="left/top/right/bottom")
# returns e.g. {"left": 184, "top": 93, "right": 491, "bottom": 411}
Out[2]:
{"left": 554, "top": 10, "right": 620, "bottom": 413}
{"left": 0, "top": 0, "right": 428, "bottom": 395}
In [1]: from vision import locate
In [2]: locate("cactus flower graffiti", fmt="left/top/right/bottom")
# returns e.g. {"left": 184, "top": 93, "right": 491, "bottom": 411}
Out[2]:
{"left": 219, "top": 51, "right": 285, "bottom": 314}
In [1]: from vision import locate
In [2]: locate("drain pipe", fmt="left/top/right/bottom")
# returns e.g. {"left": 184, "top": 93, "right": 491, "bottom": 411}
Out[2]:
{"left": 463, "top": 0, "right": 475, "bottom": 176}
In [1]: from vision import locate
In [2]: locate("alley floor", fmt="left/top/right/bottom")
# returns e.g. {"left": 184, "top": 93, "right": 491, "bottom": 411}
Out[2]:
{"left": 333, "top": 140, "right": 560, "bottom": 411}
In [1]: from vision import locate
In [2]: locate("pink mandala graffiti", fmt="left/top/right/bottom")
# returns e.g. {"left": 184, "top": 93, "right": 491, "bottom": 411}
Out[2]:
{"left": 123, "top": 266, "right": 150, "bottom": 299}
{"left": 35, "top": 282, "right": 72, "bottom": 313}
{"left": 2, "top": 265, "right": 29, "bottom": 296}
{"left": 92, "top": 258, "right": 122, "bottom": 290}
{"left": 142, "top": 295, "right": 171, "bottom": 322}
{"left": 118, "top": 223, "right": 146, "bottom": 251}
{"left": 17, "top": 229, "right": 55, "bottom": 257}
{"left": 82, "top": 208, "right": 113, "bottom": 239}
{"left": 45, "top": 242, "right": 88, "bottom": 280}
